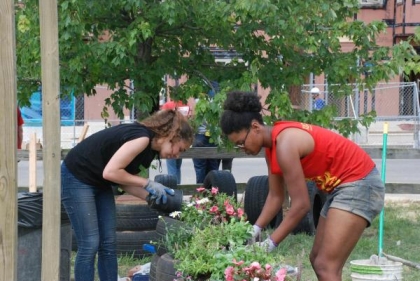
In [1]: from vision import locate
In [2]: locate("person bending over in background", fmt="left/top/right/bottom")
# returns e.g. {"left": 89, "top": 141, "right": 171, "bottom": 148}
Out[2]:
{"left": 161, "top": 100, "right": 191, "bottom": 184}
{"left": 220, "top": 91, "right": 384, "bottom": 281}
{"left": 17, "top": 107, "right": 24, "bottom": 149}
{"left": 61, "top": 109, "right": 194, "bottom": 281}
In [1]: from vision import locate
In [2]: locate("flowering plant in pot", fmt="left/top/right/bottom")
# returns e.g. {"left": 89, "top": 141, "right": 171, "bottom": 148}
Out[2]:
{"left": 170, "top": 186, "right": 246, "bottom": 227}
{"left": 160, "top": 187, "right": 296, "bottom": 281}
{"left": 158, "top": 186, "right": 246, "bottom": 258}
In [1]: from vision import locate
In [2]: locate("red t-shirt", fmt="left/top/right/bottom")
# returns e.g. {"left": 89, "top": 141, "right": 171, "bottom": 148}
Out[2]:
{"left": 17, "top": 107, "right": 24, "bottom": 149}
{"left": 265, "top": 121, "right": 375, "bottom": 193}
{"left": 161, "top": 100, "right": 184, "bottom": 110}
{"left": 161, "top": 100, "right": 190, "bottom": 116}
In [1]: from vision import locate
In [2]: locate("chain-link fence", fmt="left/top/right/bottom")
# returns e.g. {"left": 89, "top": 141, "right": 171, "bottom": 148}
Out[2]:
{"left": 22, "top": 82, "right": 420, "bottom": 149}
{"left": 302, "top": 82, "right": 420, "bottom": 146}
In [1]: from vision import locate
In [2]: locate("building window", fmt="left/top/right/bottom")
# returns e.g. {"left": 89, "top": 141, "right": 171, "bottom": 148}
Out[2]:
{"left": 359, "top": 0, "right": 385, "bottom": 6}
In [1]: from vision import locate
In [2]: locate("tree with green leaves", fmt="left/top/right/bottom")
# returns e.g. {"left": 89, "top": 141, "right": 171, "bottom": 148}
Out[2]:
{"left": 15, "top": 0, "right": 420, "bottom": 142}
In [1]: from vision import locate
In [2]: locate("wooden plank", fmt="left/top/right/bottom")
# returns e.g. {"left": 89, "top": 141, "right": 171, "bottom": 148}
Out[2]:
{"left": 382, "top": 252, "right": 420, "bottom": 270}
{"left": 39, "top": 0, "right": 61, "bottom": 279}
{"left": 77, "top": 124, "right": 89, "bottom": 143}
{"left": 16, "top": 182, "right": 420, "bottom": 195}
{"left": 29, "top": 133, "right": 37, "bottom": 192}
{"left": 0, "top": 0, "right": 18, "bottom": 279}
{"left": 15, "top": 146, "right": 420, "bottom": 161}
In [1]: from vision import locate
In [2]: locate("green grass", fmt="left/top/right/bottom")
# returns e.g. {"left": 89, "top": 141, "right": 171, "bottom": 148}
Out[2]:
{"left": 71, "top": 202, "right": 420, "bottom": 281}
{"left": 70, "top": 253, "right": 151, "bottom": 281}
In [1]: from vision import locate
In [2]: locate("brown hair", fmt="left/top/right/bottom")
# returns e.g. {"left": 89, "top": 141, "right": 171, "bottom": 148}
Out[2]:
{"left": 140, "top": 109, "right": 194, "bottom": 146}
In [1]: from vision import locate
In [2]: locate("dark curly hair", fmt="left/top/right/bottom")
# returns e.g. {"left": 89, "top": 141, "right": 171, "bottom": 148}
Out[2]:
{"left": 220, "top": 91, "right": 264, "bottom": 135}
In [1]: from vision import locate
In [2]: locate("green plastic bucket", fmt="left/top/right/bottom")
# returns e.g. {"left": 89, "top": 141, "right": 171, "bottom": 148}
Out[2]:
{"left": 350, "top": 259, "right": 403, "bottom": 281}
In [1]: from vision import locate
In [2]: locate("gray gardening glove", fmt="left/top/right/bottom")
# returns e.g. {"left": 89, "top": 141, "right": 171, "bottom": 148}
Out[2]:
{"left": 145, "top": 180, "right": 175, "bottom": 205}
{"left": 255, "top": 236, "right": 278, "bottom": 252}
{"left": 248, "top": 224, "right": 262, "bottom": 245}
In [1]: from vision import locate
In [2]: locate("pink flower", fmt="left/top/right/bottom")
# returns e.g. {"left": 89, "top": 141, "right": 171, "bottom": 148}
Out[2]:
{"left": 211, "top": 187, "right": 219, "bottom": 194}
{"left": 233, "top": 259, "right": 244, "bottom": 266}
{"left": 196, "top": 187, "right": 206, "bottom": 192}
{"left": 275, "top": 268, "right": 287, "bottom": 281}
{"left": 224, "top": 266, "right": 235, "bottom": 281}
{"left": 225, "top": 203, "right": 235, "bottom": 215}
{"left": 246, "top": 261, "right": 261, "bottom": 271}
{"left": 209, "top": 205, "right": 219, "bottom": 213}
{"left": 237, "top": 208, "right": 244, "bottom": 218}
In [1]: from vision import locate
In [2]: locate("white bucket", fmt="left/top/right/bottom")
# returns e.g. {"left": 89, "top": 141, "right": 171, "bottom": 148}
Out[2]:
{"left": 350, "top": 259, "right": 403, "bottom": 281}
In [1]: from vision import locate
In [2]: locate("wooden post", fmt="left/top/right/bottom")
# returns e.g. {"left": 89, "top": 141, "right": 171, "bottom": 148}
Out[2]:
{"left": 0, "top": 0, "right": 18, "bottom": 279}
{"left": 39, "top": 0, "right": 61, "bottom": 279}
{"left": 29, "top": 133, "right": 38, "bottom": 193}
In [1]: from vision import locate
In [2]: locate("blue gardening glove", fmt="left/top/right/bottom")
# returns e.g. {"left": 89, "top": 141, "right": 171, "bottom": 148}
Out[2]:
{"left": 255, "top": 236, "right": 278, "bottom": 252}
{"left": 248, "top": 224, "right": 262, "bottom": 245}
{"left": 145, "top": 180, "right": 175, "bottom": 205}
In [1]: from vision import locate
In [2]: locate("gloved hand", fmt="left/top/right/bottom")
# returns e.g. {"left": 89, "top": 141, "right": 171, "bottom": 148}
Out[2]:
{"left": 255, "top": 236, "right": 278, "bottom": 252}
{"left": 144, "top": 180, "right": 175, "bottom": 205}
{"left": 248, "top": 224, "right": 262, "bottom": 245}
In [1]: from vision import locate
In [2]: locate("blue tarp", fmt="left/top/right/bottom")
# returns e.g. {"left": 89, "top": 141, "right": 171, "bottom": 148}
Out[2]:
{"left": 21, "top": 91, "right": 75, "bottom": 126}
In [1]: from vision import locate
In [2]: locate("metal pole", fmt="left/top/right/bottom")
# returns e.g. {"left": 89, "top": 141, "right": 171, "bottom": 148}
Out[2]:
{"left": 378, "top": 122, "right": 388, "bottom": 257}
{"left": 309, "top": 73, "right": 314, "bottom": 111}
{"left": 130, "top": 80, "right": 135, "bottom": 120}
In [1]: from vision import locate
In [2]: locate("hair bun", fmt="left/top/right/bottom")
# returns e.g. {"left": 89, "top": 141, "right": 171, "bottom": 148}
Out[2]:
{"left": 223, "top": 91, "right": 262, "bottom": 113}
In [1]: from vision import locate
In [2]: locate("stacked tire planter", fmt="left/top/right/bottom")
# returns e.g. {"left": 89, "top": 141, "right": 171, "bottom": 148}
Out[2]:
{"left": 150, "top": 216, "right": 187, "bottom": 281}
{"left": 71, "top": 174, "right": 178, "bottom": 259}
{"left": 244, "top": 175, "right": 327, "bottom": 235}
{"left": 151, "top": 170, "right": 238, "bottom": 281}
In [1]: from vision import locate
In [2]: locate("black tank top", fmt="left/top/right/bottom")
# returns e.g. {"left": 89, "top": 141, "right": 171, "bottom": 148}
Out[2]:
{"left": 64, "top": 122, "right": 157, "bottom": 187}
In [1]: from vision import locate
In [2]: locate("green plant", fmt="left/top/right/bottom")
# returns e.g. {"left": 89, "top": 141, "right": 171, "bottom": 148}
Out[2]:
{"left": 160, "top": 218, "right": 194, "bottom": 255}
{"left": 163, "top": 187, "right": 295, "bottom": 280}
{"left": 173, "top": 219, "right": 253, "bottom": 280}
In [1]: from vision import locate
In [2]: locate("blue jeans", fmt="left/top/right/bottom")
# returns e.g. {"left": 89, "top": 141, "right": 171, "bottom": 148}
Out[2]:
{"left": 61, "top": 163, "right": 117, "bottom": 281}
{"left": 192, "top": 134, "right": 219, "bottom": 183}
{"left": 166, "top": 158, "right": 182, "bottom": 184}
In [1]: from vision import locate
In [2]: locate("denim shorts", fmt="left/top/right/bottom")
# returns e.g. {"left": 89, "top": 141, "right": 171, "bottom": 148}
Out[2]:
{"left": 320, "top": 167, "right": 385, "bottom": 227}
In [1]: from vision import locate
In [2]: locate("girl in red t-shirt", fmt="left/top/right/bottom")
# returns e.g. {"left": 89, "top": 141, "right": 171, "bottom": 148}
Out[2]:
{"left": 220, "top": 91, "right": 384, "bottom": 281}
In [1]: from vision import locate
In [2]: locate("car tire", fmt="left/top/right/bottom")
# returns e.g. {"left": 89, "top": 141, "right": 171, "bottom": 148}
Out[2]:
{"left": 115, "top": 202, "right": 160, "bottom": 231}
{"left": 155, "top": 253, "right": 178, "bottom": 281}
{"left": 244, "top": 176, "right": 283, "bottom": 229}
{"left": 292, "top": 181, "right": 326, "bottom": 235}
{"left": 155, "top": 216, "right": 187, "bottom": 256}
{"left": 154, "top": 174, "right": 178, "bottom": 190}
{"left": 115, "top": 230, "right": 158, "bottom": 259}
{"left": 203, "top": 170, "right": 237, "bottom": 201}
